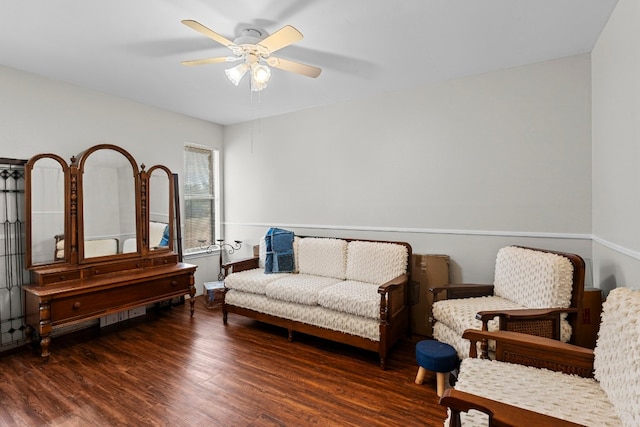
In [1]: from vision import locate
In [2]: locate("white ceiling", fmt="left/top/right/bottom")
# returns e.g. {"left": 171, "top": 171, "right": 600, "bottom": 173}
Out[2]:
{"left": 0, "top": 0, "right": 618, "bottom": 126}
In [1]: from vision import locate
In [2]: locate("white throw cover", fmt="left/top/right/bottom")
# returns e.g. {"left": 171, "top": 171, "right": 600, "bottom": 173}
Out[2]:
{"left": 265, "top": 274, "right": 342, "bottom": 306}
{"left": 149, "top": 221, "right": 167, "bottom": 247}
{"left": 225, "top": 290, "right": 380, "bottom": 341}
{"left": 224, "top": 268, "right": 288, "bottom": 295}
{"left": 593, "top": 287, "right": 640, "bottom": 427}
{"left": 493, "top": 246, "right": 573, "bottom": 308}
{"left": 448, "top": 287, "right": 640, "bottom": 427}
{"left": 346, "top": 241, "right": 408, "bottom": 285}
{"left": 84, "top": 238, "right": 118, "bottom": 258}
{"left": 451, "top": 358, "right": 617, "bottom": 427}
{"left": 433, "top": 246, "right": 574, "bottom": 359}
{"left": 56, "top": 238, "right": 119, "bottom": 259}
{"left": 318, "top": 281, "right": 381, "bottom": 319}
{"left": 297, "top": 238, "right": 347, "bottom": 279}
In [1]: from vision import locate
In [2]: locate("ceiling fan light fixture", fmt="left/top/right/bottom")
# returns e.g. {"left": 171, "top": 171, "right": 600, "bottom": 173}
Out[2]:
{"left": 251, "top": 62, "right": 271, "bottom": 84}
{"left": 225, "top": 63, "right": 248, "bottom": 86}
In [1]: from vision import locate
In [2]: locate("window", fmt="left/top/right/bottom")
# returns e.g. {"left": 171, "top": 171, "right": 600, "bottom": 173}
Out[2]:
{"left": 183, "top": 144, "right": 219, "bottom": 254}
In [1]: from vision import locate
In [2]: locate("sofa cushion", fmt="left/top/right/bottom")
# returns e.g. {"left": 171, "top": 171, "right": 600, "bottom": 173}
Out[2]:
{"left": 318, "top": 280, "right": 381, "bottom": 319}
{"left": 265, "top": 274, "right": 343, "bottom": 306}
{"left": 451, "top": 358, "right": 618, "bottom": 427}
{"left": 297, "top": 238, "right": 347, "bottom": 279}
{"left": 345, "top": 241, "right": 408, "bottom": 285}
{"left": 224, "top": 268, "right": 288, "bottom": 295}
{"left": 593, "top": 287, "right": 640, "bottom": 427}
{"left": 493, "top": 246, "right": 574, "bottom": 309}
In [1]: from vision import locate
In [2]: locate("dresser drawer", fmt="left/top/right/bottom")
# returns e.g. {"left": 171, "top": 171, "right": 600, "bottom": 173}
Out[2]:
{"left": 40, "top": 270, "right": 82, "bottom": 285}
{"left": 50, "top": 274, "right": 191, "bottom": 323}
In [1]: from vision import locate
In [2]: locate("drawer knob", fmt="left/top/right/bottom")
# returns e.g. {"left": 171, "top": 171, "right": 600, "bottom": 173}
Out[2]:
{"left": 171, "top": 280, "right": 178, "bottom": 287}
{"left": 72, "top": 301, "right": 81, "bottom": 310}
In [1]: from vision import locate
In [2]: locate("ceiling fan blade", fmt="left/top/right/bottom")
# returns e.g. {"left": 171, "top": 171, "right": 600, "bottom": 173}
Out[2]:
{"left": 181, "top": 19, "right": 236, "bottom": 49}
{"left": 267, "top": 57, "right": 321, "bottom": 78}
{"left": 181, "top": 56, "right": 230, "bottom": 66}
{"left": 258, "top": 25, "right": 303, "bottom": 53}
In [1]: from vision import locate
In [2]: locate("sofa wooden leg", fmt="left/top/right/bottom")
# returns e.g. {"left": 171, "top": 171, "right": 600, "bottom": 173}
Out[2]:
{"left": 415, "top": 366, "right": 427, "bottom": 384}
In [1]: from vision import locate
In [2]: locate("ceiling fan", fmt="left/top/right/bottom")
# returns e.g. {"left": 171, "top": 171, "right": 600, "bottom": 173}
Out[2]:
{"left": 181, "top": 19, "right": 322, "bottom": 91}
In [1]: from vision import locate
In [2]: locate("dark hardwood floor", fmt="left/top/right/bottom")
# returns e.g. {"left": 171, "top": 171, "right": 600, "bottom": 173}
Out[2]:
{"left": 0, "top": 297, "right": 448, "bottom": 426}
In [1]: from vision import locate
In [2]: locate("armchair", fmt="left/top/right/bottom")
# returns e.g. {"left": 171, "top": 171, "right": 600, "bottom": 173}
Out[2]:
{"left": 430, "top": 246, "right": 585, "bottom": 359}
{"left": 439, "top": 287, "right": 640, "bottom": 427}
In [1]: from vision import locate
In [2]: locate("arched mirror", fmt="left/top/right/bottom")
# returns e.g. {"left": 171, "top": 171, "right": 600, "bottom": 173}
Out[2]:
{"left": 147, "top": 165, "right": 174, "bottom": 252}
{"left": 25, "top": 154, "right": 69, "bottom": 268}
{"left": 77, "top": 145, "right": 140, "bottom": 262}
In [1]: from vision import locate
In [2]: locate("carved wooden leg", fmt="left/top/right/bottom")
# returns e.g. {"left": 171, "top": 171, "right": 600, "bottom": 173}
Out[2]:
{"left": 39, "top": 301, "right": 52, "bottom": 360}
{"left": 436, "top": 372, "right": 450, "bottom": 397}
{"left": 415, "top": 366, "right": 427, "bottom": 384}
{"left": 189, "top": 297, "right": 196, "bottom": 317}
{"left": 40, "top": 335, "right": 51, "bottom": 360}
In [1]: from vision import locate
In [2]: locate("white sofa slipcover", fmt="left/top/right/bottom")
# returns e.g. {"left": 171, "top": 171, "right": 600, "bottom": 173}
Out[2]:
{"left": 223, "top": 236, "right": 411, "bottom": 369}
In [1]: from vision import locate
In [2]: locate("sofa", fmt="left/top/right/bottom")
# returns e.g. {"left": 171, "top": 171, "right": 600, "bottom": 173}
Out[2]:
{"left": 440, "top": 287, "right": 640, "bottom": 427}
{"left": 222, "top": 236, "right": 412, "bottom": 369}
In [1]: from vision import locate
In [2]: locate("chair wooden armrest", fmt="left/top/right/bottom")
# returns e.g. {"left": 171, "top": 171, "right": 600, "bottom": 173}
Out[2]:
{"left": 222, "top": 256, "right": 259, "bottom": 276}
{"left": 428, "top": 283, "right": 494, "bottom": 300}
{"left": 439, "top": 389, "right": 585, "bottom": 427}
{"left": 462, "top": 329, "right": 594, "bottom": 377}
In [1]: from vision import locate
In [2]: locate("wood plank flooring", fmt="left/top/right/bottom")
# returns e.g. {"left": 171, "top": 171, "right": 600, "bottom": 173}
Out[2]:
{"left": 0, "top": 298, "right": 448, "bottom": 426}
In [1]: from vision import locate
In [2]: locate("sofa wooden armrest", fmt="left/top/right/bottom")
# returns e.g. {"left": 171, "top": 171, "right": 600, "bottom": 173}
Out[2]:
{"left": 462, "top": 329, "right": 594, "bottom": 377}
{"left": 222, "top": 256, "right": 259, "bottom": 276}
{"left": 428, "top": 283, "right": 495, "bottom": 301}
{"left": 378, "top": 274, "right": 409, "bottom": 321}
{"left": 439, "top": 389, "right": 585, "bottom": 427}
{"left": 378, "top": 274, "right": 409, "bottom": 292}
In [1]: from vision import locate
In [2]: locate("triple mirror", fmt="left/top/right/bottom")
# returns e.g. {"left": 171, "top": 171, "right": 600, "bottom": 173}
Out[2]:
{"left": 25, "top": 144, "right": 175, "bottom": 269}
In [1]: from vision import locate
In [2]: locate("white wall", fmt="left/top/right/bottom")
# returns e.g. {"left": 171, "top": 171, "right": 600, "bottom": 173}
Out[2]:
{"left": 223, "top": 54, "right": 593, "bottom": 283}
{"left": 591, "top": 0, "right": 640, "bottom": 292}
{"left": 0, "top": 65, "right": 224, "bottom": 290}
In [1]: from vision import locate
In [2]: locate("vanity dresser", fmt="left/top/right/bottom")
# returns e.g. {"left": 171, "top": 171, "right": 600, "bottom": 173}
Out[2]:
{"left": 23, "top": 144, "right": 197, "bottom": 359}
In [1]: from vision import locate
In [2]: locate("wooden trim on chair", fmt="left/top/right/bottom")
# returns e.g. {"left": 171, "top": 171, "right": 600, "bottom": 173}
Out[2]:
{"left": 440, "top": 389, "right": 585, "bottom": 427}
{"left": 463, "top": 329, "right": 594, "bottom": 377}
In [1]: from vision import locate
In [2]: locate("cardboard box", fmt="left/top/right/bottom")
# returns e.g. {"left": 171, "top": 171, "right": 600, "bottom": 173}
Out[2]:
{"left": 203, "top": 281, "right": 225, "bottom": 309}
{"left": 409, "top": 254, "right": 450, "bottom": 337}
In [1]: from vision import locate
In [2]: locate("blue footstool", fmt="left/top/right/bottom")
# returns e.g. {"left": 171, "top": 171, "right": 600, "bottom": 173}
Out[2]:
{"left": 415, "top": 340, "right": 458, "bottom": 396}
